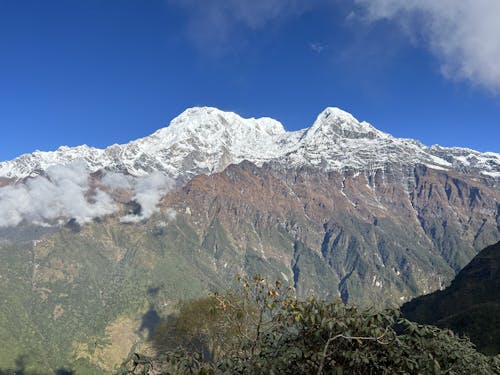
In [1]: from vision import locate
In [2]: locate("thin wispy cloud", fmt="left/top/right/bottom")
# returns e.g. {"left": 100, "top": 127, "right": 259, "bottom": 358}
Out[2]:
{"left": 310, "top": 42, "right": 328, "bottom": 54}
{"left": 169, "top": 0, "right": 316, "bottom": 55}
{"left": 355, "top": 0, "right": 500, "bottom": 92}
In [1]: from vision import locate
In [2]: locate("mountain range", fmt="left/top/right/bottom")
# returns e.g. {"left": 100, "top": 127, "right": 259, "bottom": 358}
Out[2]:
{"left": 1, "top": 107, "right": 499, "bottom": 181}
{"left": 0, "top": 107, "right": 499, "bottom": 372}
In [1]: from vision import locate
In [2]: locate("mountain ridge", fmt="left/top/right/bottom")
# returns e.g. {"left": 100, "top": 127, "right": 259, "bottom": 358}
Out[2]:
{"left": 1, "top": 106, "right": 499, "bottom": 182}
{"left": 401, "top": 240, "right": 500, "bottom": 354}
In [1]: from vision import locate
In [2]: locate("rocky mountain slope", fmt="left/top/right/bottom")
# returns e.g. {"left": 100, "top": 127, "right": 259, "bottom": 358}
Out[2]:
{"left": 161, "top": 160, "right": 500, "bottom": 302}
{"left": 401, "top": 241, "right": 500, "bottom": 355}
{"left": 0, "top": 106, "right": 499, "bottom": 372}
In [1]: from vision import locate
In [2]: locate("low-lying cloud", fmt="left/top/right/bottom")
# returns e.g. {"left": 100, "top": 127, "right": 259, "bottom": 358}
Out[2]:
{"left": 117, "top": 172, "right": 174, "bottom": 223}
{"left": 355, "top": 0, "right": 500, "bottom": 92}
{"left": 0, "top": 162, "right": 174, "bottom": 227}
{"left": 0, "top": 162, "right": 116, "bottom": 227}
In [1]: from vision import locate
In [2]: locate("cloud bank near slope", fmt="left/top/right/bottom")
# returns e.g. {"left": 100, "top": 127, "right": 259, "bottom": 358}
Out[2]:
{"left": 0, "top": 162, "right": 174, "bottom": 227}
{"left": 102, "top": 171, "right": 175, "bottom": 223}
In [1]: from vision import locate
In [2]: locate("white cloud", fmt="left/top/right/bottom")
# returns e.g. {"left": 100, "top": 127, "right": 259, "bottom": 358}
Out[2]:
{"left": 119, "top": 172, "right": 174, "bottom": 223}
{"left": 355, "top": 0, "right": 500, "bottom": 91}
{"left": 0, "top": 164, "right": 175, "bottom": 227}
{"left": 0, "top": 162, "right": 117, "bottom": 227}
{"left": 101, "top": 172, "right": 134, "bottom": 190}
{"left": 166, "top": 208, "right": 177, "bottom": 221}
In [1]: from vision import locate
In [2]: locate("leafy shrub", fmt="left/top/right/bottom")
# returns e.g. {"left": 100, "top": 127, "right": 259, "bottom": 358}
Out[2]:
{"left": 119, "top": 276, "right": 500, "bottom": 374}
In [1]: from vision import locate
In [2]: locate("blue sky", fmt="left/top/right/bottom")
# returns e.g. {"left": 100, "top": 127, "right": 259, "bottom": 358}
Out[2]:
{"left": 1, "top": 0, "right": 500, "bottom": 162}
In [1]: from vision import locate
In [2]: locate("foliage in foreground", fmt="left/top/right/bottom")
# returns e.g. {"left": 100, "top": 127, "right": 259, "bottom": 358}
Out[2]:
{"left": 119, "top": 276, "right": 500, "bottom": 375}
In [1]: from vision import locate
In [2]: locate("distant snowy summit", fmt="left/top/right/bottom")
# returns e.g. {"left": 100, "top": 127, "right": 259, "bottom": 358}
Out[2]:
{"left": 1, "top": 106, "right": 499, "bottom": 180}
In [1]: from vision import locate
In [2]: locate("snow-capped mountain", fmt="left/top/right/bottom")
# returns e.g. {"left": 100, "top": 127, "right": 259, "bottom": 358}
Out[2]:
{"left": 1, "top": 106, "right": 499, "bottom": 180}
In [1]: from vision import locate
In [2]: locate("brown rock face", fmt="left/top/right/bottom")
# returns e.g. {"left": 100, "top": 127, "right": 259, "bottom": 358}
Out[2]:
{"left": 0, "top": 177, "right": 13, "bottom": 188}
{"left": 162, "top": 161, "right": 500, "bottom": 305}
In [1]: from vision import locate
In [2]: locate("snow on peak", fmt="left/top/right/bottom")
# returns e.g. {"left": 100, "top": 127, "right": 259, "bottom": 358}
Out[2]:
{"left": 320, "top": 107, "right": 358, "bottom": 123}
{"left": 165, "top": 106, "right": 286, "bottom": 136}
{"left": 0, "top": 106, "right": 498, "bottom": 181}
{"left": 120, "top": 106, "right": 289, "bottom": 178}
{"left": 303, "top": 107, "right": 388, "bottom": 141}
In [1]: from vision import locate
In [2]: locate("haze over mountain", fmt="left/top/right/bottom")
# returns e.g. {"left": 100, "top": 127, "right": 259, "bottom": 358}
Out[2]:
{"left": 0, "top": 107, "right": 499, "bottom": 372}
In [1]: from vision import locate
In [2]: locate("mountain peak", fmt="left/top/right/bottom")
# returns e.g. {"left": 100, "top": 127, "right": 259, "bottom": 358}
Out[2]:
{"left": 165, "top": 106, "right": 286, "bottom": 136}
{"left": 303, "top": 107, "right": 386, "bottom": 141}
{"left": 320, "top": 107, "right": 358, "bottom": 123}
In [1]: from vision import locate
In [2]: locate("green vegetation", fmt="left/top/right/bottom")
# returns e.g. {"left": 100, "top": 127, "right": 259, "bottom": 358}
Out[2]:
{"left": 120, "top": 276, "right": 500, "bottom": 374}
{"left": 0, "top": 215, "right": 220, "bottom": 373}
